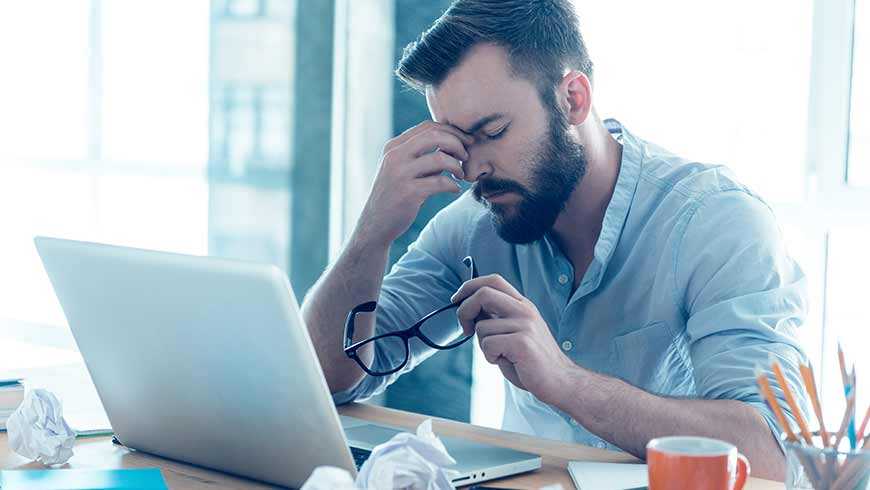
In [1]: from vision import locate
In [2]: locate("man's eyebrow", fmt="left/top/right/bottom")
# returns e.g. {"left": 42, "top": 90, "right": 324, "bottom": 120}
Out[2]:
{"left": 453, "top": 113, "right": 507, "bottom": 135}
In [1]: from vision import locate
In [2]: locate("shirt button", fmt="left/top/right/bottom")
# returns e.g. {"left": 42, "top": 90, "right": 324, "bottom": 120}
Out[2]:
{"left": 561, "top": 340, "right": 573, "bottom": 351}
{"left": 558, "top": 274, "right": 569, "bottom": 285}
{"left": 596, "top": 441, "right": 607, "bottom": 449}
{"left": 570, "top": 418, "right": 579, "bottom": 427}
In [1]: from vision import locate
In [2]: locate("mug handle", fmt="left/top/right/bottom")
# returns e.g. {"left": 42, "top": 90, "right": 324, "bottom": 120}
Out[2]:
{"left": 732, "top": 453, "right": 751, "bottom": 490}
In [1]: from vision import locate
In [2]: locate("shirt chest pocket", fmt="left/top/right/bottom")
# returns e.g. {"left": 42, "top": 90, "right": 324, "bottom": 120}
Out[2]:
{"left": 610, "top": 321, "right": 693, "bottom": 395}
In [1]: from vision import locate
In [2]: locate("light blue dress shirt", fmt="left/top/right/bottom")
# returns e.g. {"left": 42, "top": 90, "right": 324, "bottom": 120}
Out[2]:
{"left": 334, "top": 120, "right": 810, "bottom": 453}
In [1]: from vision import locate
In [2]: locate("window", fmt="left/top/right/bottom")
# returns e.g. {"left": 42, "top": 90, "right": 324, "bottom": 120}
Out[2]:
{"left": 0, "top": 1, "right": 210, "bottom": 330}
{"left": 100, "top": 2, "right": 210, "bottom": 167}
{"left": 847, "top": 0, "right": 869, "bottom": 186}
{"left": 0, "top": 2, "right": 91, "bottom": 161}
{"left": 573, "top": 0, "right": 814, "bottom": 204}
{"left": 823, "top": 227, "right": 870, "bottom": 419}
{"left": 1, "top": 0, "right": 333, "bottom": 383}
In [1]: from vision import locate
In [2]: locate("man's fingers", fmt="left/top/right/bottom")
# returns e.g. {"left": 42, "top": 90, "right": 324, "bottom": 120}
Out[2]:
{"left": 479, "top": 333, "right": 517, "bottom": 365}
{"left": 430, "top": 122, "right": 475, "bottom": 147}
{"left": 384, "top": 121, "right": 437, "bottom": 152}
{"left": 411, "top": 150, "right": 464, "bottom": 179}
{"left": 456, "top": 286, "right": 526, "bottom": 334}
{"left": 473, "top": 318, "right": 522, "bottom": 338}
{"left": 415, "top": 174, "right": 461, "bottom": 198}
{"left": 385, "top": 121, "right": 472, "bottom": 156}
{"left": 406, "top": 128, "right": 470, "bottom": 162}
{"left": 452, "top": 274, "right": 525, "bottom": 304}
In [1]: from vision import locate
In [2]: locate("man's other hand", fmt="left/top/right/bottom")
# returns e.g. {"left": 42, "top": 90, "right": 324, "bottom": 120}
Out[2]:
{"left": 451, "top": 274, "right": 577, "bottom": 405}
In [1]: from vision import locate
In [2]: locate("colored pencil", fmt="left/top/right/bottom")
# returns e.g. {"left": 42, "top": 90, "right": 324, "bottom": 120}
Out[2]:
{"left": 847, "top": 367, "right": 857, "bottom": 449}
{"left": 770, "top": 356, "right": 814, "bottom": 445}
{"left": 755, "top": 365, "right": 798, "bottom": 442}
{"left": 833, "top": 393, "right": 856, "bottom": 450}
{"left": 800, "top": 363, "right": 829, "bottom": 447}
{"left": 837, "top": 342, "right": 848, "bottom": 387}
{"left": 857, "top": 403, "right": 869, "bottom": 443}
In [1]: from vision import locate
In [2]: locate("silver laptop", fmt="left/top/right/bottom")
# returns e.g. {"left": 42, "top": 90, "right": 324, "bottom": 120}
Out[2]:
{"left": 34, "top": 236, "right": 541, "bottom": 488}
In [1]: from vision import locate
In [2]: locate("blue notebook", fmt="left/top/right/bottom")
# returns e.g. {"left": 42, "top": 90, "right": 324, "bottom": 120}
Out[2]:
{"left": 0, "top": 468, "right": 167, "bottom": 489}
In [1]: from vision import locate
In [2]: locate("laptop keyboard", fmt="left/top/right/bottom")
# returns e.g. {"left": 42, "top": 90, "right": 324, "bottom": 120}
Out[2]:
{"left": 350, "top": 446, "right": 372, "bottom": 469}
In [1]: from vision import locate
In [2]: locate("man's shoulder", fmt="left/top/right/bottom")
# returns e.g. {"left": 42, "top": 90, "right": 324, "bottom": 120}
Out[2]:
{"left": 632, "top": 137, "right": 770, "bottom": 221}
{"left": 639, "top": 144, "right": 749, "bottom": 199}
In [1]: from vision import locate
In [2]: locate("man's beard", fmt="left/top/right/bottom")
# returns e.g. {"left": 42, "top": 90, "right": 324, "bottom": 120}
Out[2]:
{"left": 472, "top": 109, "right": 587, "bottom": 244}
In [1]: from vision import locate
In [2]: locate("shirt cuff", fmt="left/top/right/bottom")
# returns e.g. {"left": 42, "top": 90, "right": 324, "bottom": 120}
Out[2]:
{"left": 330, "top": 373, "right": 384, "bottom": 406}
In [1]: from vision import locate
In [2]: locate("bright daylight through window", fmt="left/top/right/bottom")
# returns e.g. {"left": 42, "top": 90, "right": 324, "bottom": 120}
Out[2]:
{"left": 0, "top": 1, "right": 209, "bottom": 336}
{"left": 847, "top": 0, "right": 869, "bottom": 186}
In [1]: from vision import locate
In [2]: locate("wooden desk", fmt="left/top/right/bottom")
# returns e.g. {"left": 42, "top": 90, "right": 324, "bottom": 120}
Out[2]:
{"left": 0, "top": 403, "right": 784, "bottom": 489}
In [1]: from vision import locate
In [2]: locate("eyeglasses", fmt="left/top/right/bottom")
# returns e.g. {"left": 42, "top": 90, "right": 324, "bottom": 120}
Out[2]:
{"left": 343, "top": 256, "right": 478, "bottom": 377}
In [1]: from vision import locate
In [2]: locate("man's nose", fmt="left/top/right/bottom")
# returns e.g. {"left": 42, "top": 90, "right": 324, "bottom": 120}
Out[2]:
{"left": 461, "top": 147, "right": 493, "bottom": 183}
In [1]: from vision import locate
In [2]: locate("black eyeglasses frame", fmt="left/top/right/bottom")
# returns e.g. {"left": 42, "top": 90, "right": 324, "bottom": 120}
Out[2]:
{"left": 343, "top": 256, "right": 478, "bottom": 377}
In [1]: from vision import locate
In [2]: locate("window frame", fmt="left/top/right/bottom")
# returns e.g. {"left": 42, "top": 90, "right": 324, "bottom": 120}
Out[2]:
{"left": 773, "top": 0, "right": 868, "bottom": 390}
{"left": 803, "top": 0, "right": 867, "bottom": 205}
{"left": 6, "top": 0, "right": 208, "bottom": 180}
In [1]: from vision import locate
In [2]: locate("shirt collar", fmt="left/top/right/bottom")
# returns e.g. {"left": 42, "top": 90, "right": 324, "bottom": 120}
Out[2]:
{"left": 535, "top": 119, "right": 644, "bottom": 296}
{"left": 582, "top": 119, "right": 643, "bottom": 292}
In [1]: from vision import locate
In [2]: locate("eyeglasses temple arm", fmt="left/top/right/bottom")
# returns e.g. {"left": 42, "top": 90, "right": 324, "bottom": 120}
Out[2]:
{"left": 344, "top": 301, "right": 378, "bottom": 350}
{"left": 462, "top": 255, "right": 478, "bottom": 279}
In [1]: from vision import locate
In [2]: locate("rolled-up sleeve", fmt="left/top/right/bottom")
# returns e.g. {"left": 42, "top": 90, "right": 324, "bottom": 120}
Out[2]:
{"left": 332, "top": 195, "right": 478, "bottom": 405}
{"left": 676, "top": 190, "right": 811, "bottom": 451}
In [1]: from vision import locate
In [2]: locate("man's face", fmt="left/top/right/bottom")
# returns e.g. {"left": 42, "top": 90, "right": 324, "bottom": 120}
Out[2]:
{"left": 426, "top": 43, "right": 586, "bottom": 244}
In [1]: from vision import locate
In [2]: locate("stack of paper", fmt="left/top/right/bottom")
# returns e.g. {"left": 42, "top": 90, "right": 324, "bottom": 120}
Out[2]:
{"left": 0, "top": 378, "right": 25, "bottom": 430}
{"left": 12, "top": 365, "right": 113, "bottom": 436}
{"left": 567, "top": 461, "right": 648, "bottom": 490}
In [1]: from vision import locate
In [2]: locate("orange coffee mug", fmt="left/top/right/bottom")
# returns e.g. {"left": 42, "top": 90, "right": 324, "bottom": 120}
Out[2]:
{"left": 647, "top": 436, "right": 750, "bottom": 490}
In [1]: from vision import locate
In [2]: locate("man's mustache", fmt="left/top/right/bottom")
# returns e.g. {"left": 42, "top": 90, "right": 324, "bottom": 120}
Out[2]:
{"left": 473, "top": 178, "right": 527, "bottom": 200}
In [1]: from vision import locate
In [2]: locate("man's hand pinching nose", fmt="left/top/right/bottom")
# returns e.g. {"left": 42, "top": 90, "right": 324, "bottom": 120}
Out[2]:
{"left": 354, "top": 121, "right": 472, "bottom": 246}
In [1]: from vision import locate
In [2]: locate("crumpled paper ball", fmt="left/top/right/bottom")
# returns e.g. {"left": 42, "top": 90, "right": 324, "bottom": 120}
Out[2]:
{"left": 6, "top": 388, "right": 76, "bottom": 465}
{"left": 357, "top": 418, "right": 458, "bottom": 489}
{"left": 300, "top": 466, "right": 357, "bottom": 490}
{"left": 301, "top": 418, "right": 458, "bottom": 490}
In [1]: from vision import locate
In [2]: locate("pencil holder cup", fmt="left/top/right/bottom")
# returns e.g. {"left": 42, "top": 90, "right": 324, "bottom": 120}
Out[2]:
{"left": 785, "top": 441, "right": 869, "bottom": 489}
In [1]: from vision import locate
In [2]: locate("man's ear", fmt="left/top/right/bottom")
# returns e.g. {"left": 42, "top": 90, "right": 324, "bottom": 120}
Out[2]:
{"left": 557, "top": 71, "right": 592, "bottom": 126}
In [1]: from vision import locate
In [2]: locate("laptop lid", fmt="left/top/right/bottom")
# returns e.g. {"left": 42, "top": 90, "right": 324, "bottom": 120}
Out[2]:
{"left": 34, "top": 236, "right": 356, "bottom": 488}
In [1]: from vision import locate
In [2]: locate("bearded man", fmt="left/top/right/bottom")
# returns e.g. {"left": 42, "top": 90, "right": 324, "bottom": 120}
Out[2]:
{"left": 301, "top": 0, "right": 809, "bottom": 480}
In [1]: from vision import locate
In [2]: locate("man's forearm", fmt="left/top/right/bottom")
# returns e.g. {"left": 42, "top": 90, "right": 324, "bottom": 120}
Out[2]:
{"left": 556, "top": 367, "right": 786, "bottom": 481}
{"left": 300, "top": 230, "right": 390, "bottom": 393}
{"left": 300, "top": 120, "right": 470, "bottom": 395}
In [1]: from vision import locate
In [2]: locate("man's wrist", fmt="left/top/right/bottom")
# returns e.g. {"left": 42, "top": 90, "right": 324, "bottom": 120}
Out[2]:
{"left": 347, "top": 223, "right": 394, "bottom": 256}
{"left": 549, "top": 361, "right": 593, "bottom": 412}
{"left": 328, "top": 224, "right": 393, "bottom": 304}
{"left": 552, "top": 363, "right": 627, "bottom": 426}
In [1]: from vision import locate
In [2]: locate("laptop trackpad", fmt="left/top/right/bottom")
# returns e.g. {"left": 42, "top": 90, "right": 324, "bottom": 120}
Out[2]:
{"left": 344, "top": 424, "right": 404, "bottom": 449}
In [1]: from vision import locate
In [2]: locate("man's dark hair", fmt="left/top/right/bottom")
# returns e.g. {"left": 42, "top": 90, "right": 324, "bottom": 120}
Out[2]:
{"left": 396, "top": 0, "right": 593, "bottom": 103}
